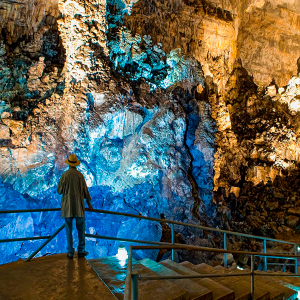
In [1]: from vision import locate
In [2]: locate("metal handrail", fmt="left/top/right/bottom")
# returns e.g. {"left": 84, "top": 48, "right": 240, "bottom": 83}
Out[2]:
{"left": 0, "top": 208, "right": 298, "bottom": 270}
{"left": 0, "top": 236, "right": 51, "bottom": 243}
{"left": 85, "top": 233, "right": 171, "bottom": 246}
{"left": 0, "top": 208, "right": 61, "bottom": 214}
{"left": 127, "top": 245, "right": 300, "bottom": 300}
{"left": 83, "top": 208, "right": 298, "bottom": 272}
{"left": 0, "top": 208, "right": 296, "bottom": 246}
{"left": 83, "top": 209, "right": 298, "bottom": 274}
{"left": 130, "top": 244, "right": 300, "bottom": 258}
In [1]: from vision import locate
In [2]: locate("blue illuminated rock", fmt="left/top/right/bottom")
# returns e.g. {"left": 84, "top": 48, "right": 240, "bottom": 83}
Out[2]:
{"left": 0, "top": 34, "right": 206, "bottom": 263}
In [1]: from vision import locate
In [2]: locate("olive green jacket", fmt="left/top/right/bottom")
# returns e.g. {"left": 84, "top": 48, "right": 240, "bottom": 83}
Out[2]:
{"left": 57, "top": 167, "right": 91, "bottom": 218}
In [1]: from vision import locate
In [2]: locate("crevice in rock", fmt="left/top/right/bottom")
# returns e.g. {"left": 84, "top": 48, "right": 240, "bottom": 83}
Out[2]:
{"left": 174, "top": 86, "right": 211, "bottom": 225}
{"left": 41, "top": 15, "right": 66, "bottom": 74}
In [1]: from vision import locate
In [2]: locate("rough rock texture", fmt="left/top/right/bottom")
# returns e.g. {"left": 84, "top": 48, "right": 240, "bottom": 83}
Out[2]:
{"left": 0, "top": 0, "right": 59, "bottom": 43}
{"left": 238, "top": 2, "right": 300, "bottom": 87}
{"left": 1, "top": 0, "right": 300, "bottom": 264}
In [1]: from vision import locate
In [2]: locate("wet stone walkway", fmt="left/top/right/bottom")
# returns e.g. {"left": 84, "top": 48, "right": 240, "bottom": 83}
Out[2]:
{"left": 0, "top": 254, "right": 116, "bottom": 300}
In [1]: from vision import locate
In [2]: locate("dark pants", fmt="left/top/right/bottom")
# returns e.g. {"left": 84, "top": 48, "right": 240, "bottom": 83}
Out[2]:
{"left": 64, "top": 217, "right": 85, "bottom": 256}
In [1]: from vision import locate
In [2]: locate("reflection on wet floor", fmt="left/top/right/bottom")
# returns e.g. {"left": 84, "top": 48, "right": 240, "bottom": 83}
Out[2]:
{"left": 88, "top": 256, "right": 129, "bottom": 299}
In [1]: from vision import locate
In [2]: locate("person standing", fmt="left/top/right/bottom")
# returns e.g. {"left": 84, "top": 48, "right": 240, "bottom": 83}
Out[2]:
{"left": 57, "top": 154, "right": 93, "bottom": 259}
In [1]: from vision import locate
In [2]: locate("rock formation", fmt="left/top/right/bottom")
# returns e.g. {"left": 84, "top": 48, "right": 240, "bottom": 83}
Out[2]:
{"left": 1, "top": 0, "right": 300, "bottom": 264}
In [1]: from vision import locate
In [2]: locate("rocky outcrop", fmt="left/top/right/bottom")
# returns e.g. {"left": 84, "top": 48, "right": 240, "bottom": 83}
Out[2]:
{"left": 0, "top": 0, "right": 59, "bottom": 43}
{"left": 238, "top": 1, "right": 300, "bottom": 87}
{"left": 210, "top": 59, "right": 300, "bottom": 239}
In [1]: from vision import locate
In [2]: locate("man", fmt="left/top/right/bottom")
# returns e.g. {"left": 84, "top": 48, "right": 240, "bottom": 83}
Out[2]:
{"left": 57, "top": 154, "right": 93, "bottom": 259}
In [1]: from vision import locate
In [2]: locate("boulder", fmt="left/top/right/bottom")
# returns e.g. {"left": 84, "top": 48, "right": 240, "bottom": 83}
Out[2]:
{"left": 1, "top": 119, "right": 23, "bottom": 136}
{"left": 286, "top": 215, "right": 299, "bottom": 229}
{"left": 0, "top": 124, "right": 10, "bottom": 139}
{"left": 281, "top": 225, "right": 294, "bottom": 233}
{"left": 288, "top": 208, "right": 300, "bottom": 216}
{"left": 274, "top": 192, "right": 284, "bottom": 199}
{"left": 246, "top": 215, "right": 263, "bottom": 229}
{"left": 265, "top": 201, "right": 279, "bottom": 211}
{"left": 230, "top": 186, "right": 240, "bottom": 197}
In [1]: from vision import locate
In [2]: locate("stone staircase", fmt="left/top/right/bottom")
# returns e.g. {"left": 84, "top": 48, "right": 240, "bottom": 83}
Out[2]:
{"left": 88, "top": 256, "right": 300, "bottom": 300}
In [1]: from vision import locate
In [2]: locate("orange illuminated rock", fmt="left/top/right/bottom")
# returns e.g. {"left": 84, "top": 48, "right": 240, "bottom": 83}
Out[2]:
{"left": 2, "top": 119, "right": 24, "bottom": 136}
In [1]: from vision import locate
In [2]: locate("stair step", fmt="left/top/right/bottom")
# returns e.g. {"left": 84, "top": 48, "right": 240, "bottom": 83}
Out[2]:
{"left": 88, "top": 256, "right": 189, "bottom": 300}
{"left": 88, "top": 256, "right": 127, "bottom": 299}
{"left": 180, "top": 262, "right": 270, "bottom": 300}
{"left": 224, "top": 265, "right": 296, "bottom": 300}
{"left": 184, "top": 261, "right": 298, "bottom": 300}
{"left": 180, "top": 261, "right": 251, "bottom": 300}
{"left": 254, "top": 271, "right": 298, "bottom": 300}
{"left": 140, "top": 258, "right": 213, "bottom": 300}
{"left": 160, "top": 259, "right": 235, "bottom": 300}
{"left": 254, "top": 278, "right": 289, "bottom": 300}
{"left": 208, "top": 264, "right": 284, "bottom": 300}
{"left": 233, "top": 270, "right": 294, "bottom": 300}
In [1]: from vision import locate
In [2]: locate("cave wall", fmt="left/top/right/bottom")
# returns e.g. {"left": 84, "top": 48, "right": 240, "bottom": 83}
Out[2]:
{"left": 1, "top": 0, "right": 300, "bottom": 264}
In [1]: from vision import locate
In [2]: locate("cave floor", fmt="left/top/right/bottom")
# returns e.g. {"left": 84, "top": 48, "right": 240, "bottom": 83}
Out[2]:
{"left": 0, "top": 253, "right": 116, "bottom": 300}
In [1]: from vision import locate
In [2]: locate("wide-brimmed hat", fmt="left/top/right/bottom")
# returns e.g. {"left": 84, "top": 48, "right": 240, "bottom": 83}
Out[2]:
{"left": 65, "top": 154, "right": 80, "bottom": 167}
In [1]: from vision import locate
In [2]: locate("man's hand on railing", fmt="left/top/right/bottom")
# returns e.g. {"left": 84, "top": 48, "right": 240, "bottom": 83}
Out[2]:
{"left": 86, "top": 205, "right": 94, "bottom": 212}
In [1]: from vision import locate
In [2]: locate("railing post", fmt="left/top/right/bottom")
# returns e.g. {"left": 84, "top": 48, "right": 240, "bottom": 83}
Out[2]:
{"left": 129, "top": 246, "right": 133, "bottom": 274}
{"left": 131, "top": 272, "right": 139, "bottom": 300}
{"left": 294, "top": 245, "right": 298, "bottom": 275}
{"left": 126, "top": 246, "right": 133, "bottom": 300}
{"left": 224, "top": 232, "right": 227, "bottom": 267}
{"left": 26, "top": 224, "right": 65, "bottom": 262}
{"left": 171, "top": 223, "right": 175, "bottom": 261}
{"left": 251, "top": 255, "right": 254, "bottom": 299}
{"left": 263, "top": 239, "right": 267, "bottom": 271}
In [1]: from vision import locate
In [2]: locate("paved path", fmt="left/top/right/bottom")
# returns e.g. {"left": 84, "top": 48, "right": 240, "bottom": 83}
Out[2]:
{"left": 0, "top": 254, "right": 116, "bottom": 300}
